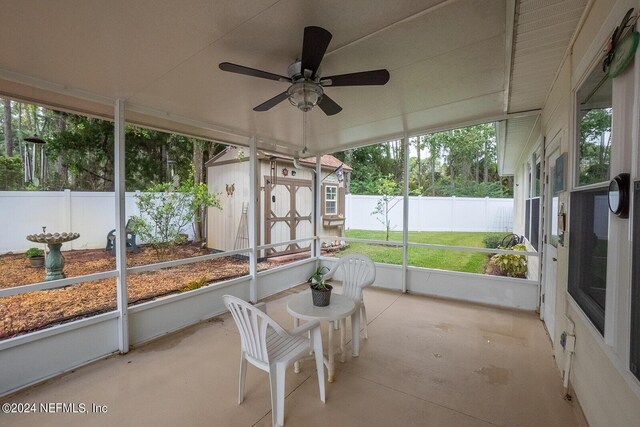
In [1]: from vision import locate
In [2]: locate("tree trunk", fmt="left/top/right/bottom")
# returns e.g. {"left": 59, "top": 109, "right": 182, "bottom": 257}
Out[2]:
{"left": 192, "top": 140, "right": 205, "bottom": 243}
{"left": 430, "top": 158, "right": 436, "bottom": 196}
{"left": 475, "top": 153, "right": 480, "bottom": 183}
{"left": 481, "top": 138, "right": 487, "bottom": 183}
{"left": 55, "top": 112, "right": 67, "bottom": 188}
{"left": 3, "top": 99, "right": 12, "bottom": 157}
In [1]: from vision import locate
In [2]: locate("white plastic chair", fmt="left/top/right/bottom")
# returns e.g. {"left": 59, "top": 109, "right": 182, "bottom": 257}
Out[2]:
{"left": 223, "top": 295, "right": 325, "bottom": 427}
{"left": 323, "top": 254, "right": 376, "bottom": 340}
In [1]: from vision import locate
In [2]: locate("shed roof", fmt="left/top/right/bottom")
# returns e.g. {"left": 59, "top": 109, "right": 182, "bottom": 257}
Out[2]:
{"left": 206, "top": 149, "right": 352, "bottom": 171}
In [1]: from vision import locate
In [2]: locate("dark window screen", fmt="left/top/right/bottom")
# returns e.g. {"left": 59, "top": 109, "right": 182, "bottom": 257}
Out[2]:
{"left": 630, "top": 181, "right": 640, "bottom": 380}
{"left": 531, "top": 198, "right": 540, "bottom": 250}
{"left": 568, "top": 187, "right": 608, "bottom": 334}
{"left": 525, "top": 201, "right": 531, "bottom": 241}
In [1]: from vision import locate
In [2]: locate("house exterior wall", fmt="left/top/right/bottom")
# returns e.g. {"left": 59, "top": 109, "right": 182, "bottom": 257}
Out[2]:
{"left": 512, "top": 1, "right": 640, "bottom": 425}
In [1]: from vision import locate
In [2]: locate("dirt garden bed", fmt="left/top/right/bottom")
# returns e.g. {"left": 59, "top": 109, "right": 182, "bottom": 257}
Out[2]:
{"left": 0, "top": 245, "right": 289, "bottom": 340}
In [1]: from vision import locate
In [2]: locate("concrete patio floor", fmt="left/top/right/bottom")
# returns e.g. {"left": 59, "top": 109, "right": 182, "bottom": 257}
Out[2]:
{"left": 1, "top": 285, "right": 585, "bottom": 426}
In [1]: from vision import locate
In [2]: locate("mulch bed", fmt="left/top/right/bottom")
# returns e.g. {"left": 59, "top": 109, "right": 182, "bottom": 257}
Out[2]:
{"left": 0, "top": 245, "right": 281, "bottom": 340}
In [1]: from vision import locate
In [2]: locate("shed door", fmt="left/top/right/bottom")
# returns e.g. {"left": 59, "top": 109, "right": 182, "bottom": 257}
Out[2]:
{"left": 264, "top": 177, "right": 313, "bottom": 256}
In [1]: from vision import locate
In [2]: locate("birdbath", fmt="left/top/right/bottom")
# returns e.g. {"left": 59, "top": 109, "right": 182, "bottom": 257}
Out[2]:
{"left": 26, "top": 232, "right": 80, "bottom": 281}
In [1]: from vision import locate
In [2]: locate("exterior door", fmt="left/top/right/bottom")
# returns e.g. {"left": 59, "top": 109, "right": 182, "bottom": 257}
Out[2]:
{"left": 264, "top": 177, "right": 313, "bottom": 256}
{"left": 542, "top": 146, "right": 561, "bottom": 343}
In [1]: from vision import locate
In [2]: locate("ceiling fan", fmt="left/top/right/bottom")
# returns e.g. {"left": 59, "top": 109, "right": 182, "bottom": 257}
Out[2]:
{"left": 219, "top": 26, "right": 390, "bottom": 116}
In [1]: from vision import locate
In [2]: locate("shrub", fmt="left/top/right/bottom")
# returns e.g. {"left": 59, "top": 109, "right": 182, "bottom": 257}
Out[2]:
{"left": 491, "top": 243, "right": 527, "bottom": 278}
{"left": 483, "top": 233, "right": 506, "bottom": 249}
{"left": 25, "top": 247, "right": 44, "bottom": 258}
{"left": 129, "top": 181, "right": 221, "bottom": 260}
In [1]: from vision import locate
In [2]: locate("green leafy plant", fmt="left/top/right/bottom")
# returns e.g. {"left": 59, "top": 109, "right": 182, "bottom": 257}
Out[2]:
{"left": 129, "top": 180, "right": 221, "bottom": 260}
{"left": 25, "top": 247, "right": 44, "bottom": 258}
{"left": 308, "top": 266, "right": 331, "bottom": 291}
{"left": 483, "top": 233, "right": 506, "bottom": 249}
{"left": 371, "top": 175, "right": 401, "bottom": 241}
{"left": 492, "top": 243, "right": 528, "bottom": 278}
{"left": 181, "top": 277, "right": 208, "bottom": 292}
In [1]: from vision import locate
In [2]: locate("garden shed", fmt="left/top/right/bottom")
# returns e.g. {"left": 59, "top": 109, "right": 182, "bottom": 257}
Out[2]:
{"left": 206, "top": 147, "right": 351, "bottom": 257}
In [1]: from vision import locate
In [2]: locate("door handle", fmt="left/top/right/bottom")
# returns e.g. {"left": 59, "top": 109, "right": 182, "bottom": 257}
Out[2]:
{"left": 552, "top": 257, "right": 557, "bottom": 261}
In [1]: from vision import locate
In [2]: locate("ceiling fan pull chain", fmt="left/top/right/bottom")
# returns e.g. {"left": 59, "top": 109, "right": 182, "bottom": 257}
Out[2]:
{"left": 303, "top": 110, "right": 308, "bottom": 154}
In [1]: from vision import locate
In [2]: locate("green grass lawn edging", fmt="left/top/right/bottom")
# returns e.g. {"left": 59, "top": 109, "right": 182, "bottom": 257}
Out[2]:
{"left": 336, "top": 230, "right": 503, "bottom": 274}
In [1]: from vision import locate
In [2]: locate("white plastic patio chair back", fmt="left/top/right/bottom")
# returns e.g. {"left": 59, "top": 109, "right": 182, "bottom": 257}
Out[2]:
{"left": 223, "top": 295, "right": 325, "bottom": 427}
{"left": 324, "top": 254, "right": 376, "bottom": 339}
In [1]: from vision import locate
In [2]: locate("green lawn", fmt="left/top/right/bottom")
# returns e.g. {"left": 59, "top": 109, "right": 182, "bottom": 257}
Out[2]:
{"left": 336, "top": 230, "right": 497, "bottom": 274}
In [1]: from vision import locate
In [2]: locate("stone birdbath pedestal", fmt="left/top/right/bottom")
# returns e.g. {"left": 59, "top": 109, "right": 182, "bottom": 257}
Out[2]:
{"left": 26, "top": 232, "right": 80, "bottom": 281}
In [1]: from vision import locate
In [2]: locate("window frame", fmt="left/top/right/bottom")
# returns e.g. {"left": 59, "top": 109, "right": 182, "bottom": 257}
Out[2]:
{"left": 324, "top": 184, "right": 338, "bottom": 216}
{"left": 525, "top": 152, "right": 542, "bottom": 250}
{"left": 567, "top": 186, "right": 609, "bottom": 334}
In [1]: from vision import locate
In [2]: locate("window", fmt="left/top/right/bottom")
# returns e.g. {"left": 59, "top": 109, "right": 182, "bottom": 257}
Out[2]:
{"left": 568, "top": 188, "right": 609, "bottom": 334}
{"left": 576, "top": 65, "right": 612, "bottom": 187}
{"left": 525, "top": 156, "right": 541, "bottom": 250}
{"left": 630, "top": 181, "right": 640, "bottom": 380}
{"left": 568, "top": 65, "right": 613, "bottom": 334}
{"left": 325, "top": 185, "right": 337, "bottom": 215}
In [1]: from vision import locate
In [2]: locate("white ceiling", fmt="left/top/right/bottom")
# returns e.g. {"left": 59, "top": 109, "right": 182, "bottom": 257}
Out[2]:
{"left": 0, "top": 0, "right": 587, "bottom": 166}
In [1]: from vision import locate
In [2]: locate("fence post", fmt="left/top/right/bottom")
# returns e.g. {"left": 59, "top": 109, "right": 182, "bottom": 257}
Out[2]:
{"left": 450, "top": 196, "right": 456, "bottom": 231}
{"left": 64, "top": 189, "right": 72, "bottom": 249}
{"left": 485, "top": 197, "right": 489, "bottom": 232}
{"left": 345, "top": 194, "right": 351, "bottom": 230}
{"left": 417, "top": 195, "right": 423, "bottom": 232}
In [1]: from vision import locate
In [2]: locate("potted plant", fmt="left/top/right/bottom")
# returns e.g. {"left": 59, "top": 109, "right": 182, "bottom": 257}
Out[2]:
{"left": 25, "top": 247, "right": 45, "bottom": 268}
{"left": 309, "top": 266, "right": 333, "bottom": 307}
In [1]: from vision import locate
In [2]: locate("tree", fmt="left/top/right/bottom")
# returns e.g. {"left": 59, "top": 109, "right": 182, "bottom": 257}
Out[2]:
{"left": 371, "top": 175, "right": 401, "bottom": 241}
{"left": 3, "top": 99, "right": 12, "bottom": 157}
{"left": 129, "top": 180, "right": 222, "bottom": 260}
{"left": 578, "top": 108, "right": 611, "bottom": 185}
{"left": 0, "top": 156, "right": 22, "bottom": 190}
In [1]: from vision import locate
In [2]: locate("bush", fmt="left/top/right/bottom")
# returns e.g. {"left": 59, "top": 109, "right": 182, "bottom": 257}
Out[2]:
{"left": 491, "top": 243, "right": 527, "bottom": 277}
{"left": 25, "top": 247, "right": 44, "bottom": 258}
{"left": 483, "top": 233, "right": 506, "bottom": 249}
{"left": 129, "top": 181, "right": 221, "bottom": 260}
{"left": 0, "top": 156, "right": 24, "bottom": 190}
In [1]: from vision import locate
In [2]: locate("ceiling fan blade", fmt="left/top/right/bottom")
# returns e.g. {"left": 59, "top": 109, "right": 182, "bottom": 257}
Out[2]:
{"left": 219, "top": 62, "right": 290, "bottom": 82}
{"left": 321, "top": 69, "right": 390, "bottom": 87}
{"left": 318, "top": 94, "right": 342, "bottom": 116}
{"left": 253, "top": 91, "right": 289, "bottom": 112}
{"left": 301, "top": 26, "right": 332, "bottom": 78}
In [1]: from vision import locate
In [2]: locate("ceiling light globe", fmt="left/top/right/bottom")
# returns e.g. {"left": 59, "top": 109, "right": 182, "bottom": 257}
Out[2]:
{"left": 288, "top": 82, "right": 323, "bottom": 112}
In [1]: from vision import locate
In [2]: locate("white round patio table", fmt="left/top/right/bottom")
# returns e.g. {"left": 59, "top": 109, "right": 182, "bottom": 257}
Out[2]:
{"left": 287, "top": 291, "right": 358, "bottom": 383}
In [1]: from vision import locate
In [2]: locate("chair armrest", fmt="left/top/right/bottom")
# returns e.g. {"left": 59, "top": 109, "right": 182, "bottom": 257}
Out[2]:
{"left": 323, "top": 262, "right": 340, "bottom": 281}
{"left": 289, "top": 320, "right": 320, "bottom": 336}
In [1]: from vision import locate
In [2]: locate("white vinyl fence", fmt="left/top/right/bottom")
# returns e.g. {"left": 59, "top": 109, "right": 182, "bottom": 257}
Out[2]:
{"left": 345, "top": 195, "right": 513, "bottom": 232}
{"left": 0, "top": 191, "right": 512, "bottom": 254}
{"left": 0, "top": 190, "right": 195, "bottom": 253}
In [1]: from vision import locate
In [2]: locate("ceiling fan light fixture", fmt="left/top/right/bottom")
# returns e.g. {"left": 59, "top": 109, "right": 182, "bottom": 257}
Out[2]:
{"left": 287, "top": 81, "right": 323, "bottom": 112}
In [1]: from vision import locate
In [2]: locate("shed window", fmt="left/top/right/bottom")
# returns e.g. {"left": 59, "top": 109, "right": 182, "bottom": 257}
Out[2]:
{"left": 325, "top": 185, "right": 337, "bottom": 215}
